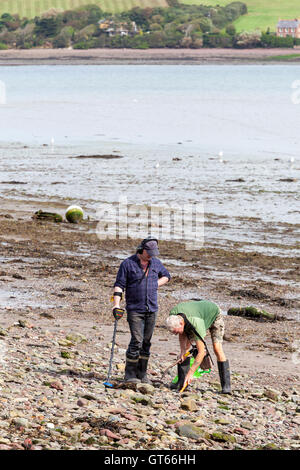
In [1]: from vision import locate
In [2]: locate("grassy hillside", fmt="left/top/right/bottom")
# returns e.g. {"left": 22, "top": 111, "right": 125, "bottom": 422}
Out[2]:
{"left": 1, "top": 0, "right": 299, "bottom": 32}
{"left": 0, "top": 0, "right": 168, "bottom": 18}
{"left": 181, "top": 0, "right": 300, "bottom": 32}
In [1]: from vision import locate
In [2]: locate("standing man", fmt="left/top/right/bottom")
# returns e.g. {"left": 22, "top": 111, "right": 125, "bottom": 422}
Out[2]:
{"left": 165, "top": 299, "right": 231, "bottom": 394}
{"left": 113, "top": 237, "right": 171, "bottom": 384}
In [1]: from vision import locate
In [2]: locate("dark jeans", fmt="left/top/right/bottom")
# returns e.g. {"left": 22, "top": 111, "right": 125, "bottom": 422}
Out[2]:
{"left": 126, "top": 311, "right": 157, "bottom": 360}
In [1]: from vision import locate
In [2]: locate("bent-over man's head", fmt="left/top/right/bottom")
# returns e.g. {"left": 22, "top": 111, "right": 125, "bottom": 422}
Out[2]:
{"left": 165, "top": 315, "right": 184, "bottom": 335}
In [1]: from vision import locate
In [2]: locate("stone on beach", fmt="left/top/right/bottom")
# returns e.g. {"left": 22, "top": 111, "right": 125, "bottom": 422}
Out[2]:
{"left": 0, "top": 211, "right": 299, "bottom": 451}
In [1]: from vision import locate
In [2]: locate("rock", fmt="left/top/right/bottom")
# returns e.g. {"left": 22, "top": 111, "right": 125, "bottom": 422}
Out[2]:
{"left": 77, "top": 398, "right": 88, "bottom": 407}
{"left": 214, "top": 418, "right": 233, "bottom": 425}
{"left": 99, "top": 429, "right": 120, "bottom": 440}
{"left": 225, "top": 178, "right": 245, "bottom": 182}
{"left": 18, "top": 320, "right": 32, "bottom": 328}
{"left": 227, "top": 306, "right": 276, "bottom": 321}
{"left": 65, "top": 333, "right": 87, "bottom": 344}
{"left": 292, "top": 416, "right": 300, "bottom": 425}
{"left": 233, "top": 427, "right": 249, "bottom": 436}
{"left": 0, "top": 421, "right": 9, "bottom": 429}
{"left": 81, "top": 394, "right": 97, "bottom": 401}
{"left": 33, "top": 210, "right": 63, "bottom": 223}
{"left": 264, "top": 388, "right": 280, "bottom": 402}
{"left": 40, "top": 313, "right": 55, "bottom": 320}
{"left": 60, "top": 351, "right": 72, "bottom": 359}
{"left": 62, "top": 287, "right": 83, "bottom": 293}
{"left": 12, "top": 417, "right": 29, "bottom": 429}
{"left": 257, "top": 443, "right": 282, "bottom": 450}
{"left": 211, "top": 431, "right": 236, "bottom": 443}
{"left": 58, "top": 339, "right": 74, "bottom": 347}
{"left": 241, "top": 421, "right": 255, "bottom": 430}
{"left": 131, "top": 394, "right": 152, "bottom": 406}
{"left": 53, "top": 358, "right": 63, "bottom": 365}
{"left": 49, "top": 380, "right": 63, "bottom": 391}
{"left": 12, "top": 273, "right": 26, "bottom": 280}
{"left": 71, "top": 155, "right": 123, "bottom": 160}
{"left": 180, "top": 398, "right": 198, "bottom": 412}
{"left": 0, "top": 444, "right": 12, "bottom": 450}
{"left": 179, "top": 424, "right": 211, "bottom": 441}
{"left": 279, "top": 178, "right": 297, "bottom": 182}
{"left": 136, "top": 383, "right": 155, "bottom": 395}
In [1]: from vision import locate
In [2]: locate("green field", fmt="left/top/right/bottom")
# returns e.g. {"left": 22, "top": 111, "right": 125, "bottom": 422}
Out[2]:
{"left": 0, "top": 0, "right": 168, "bottom": 17}
{"left": 1, "top": 0, "right": 299, "bottom": 31}
{"left": 181, "top": 0, "right": 300, "bottom": 32}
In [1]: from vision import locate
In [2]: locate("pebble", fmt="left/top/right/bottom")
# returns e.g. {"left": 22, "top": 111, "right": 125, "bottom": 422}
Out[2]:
{"left": 12, "top": 417, "right": 29, "bottom": 429}
{"left": 0, "top": 325, "right": 298, "bottom": 451}
{"left": 180, "top": 398, "right": 198, "bottom": 412}
{"left": 77, "top": 398, "right": 88, "bottom": 407}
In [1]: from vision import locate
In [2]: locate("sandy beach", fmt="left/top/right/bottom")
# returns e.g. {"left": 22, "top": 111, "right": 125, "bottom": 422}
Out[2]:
{"left": 0, "top": 47, "right": 300, "bottom": 65}
{"left": 0, "top": 199, "right": 299, "bottom": 450}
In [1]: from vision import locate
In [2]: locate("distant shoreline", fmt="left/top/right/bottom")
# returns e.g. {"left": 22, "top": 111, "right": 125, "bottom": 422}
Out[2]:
{"left": 1, "top": 47, "right": 300, "bottom": 65}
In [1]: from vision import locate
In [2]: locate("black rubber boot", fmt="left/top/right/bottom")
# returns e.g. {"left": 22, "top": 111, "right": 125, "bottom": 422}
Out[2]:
{"left": 217, "top": 360, "right": 231, "bottom": 394}
{"left": 124, "top": 357, "right": 141, "bottom": 384}
{"left": 137, "top": 356, "right": 152, "bottom": 384}
{"left": 170, "top": 356, "right": 190, "bottom": 391}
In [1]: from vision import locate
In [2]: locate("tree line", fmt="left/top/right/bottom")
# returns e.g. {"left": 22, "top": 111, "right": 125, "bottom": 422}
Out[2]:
{"left": 0, "top": 2, "right": 297, "bottom": 50}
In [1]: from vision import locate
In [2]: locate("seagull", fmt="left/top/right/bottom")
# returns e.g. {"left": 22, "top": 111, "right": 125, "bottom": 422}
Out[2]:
{"left": 155, "top": 162, "right": 160, "bottom": 169}
{"left": 218, "top": 151, "right": 224, "bottom": 163}
{"left": 51, "top": 137, "right": 55, "bottom": 146}
{"left": 290, "top": 156, "right": 295, "bottom": 164}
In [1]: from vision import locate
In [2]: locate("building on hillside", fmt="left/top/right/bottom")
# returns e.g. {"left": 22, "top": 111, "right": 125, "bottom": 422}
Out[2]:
{"left": 277, "top": 19, "right": 300, "bottom": 38}
{"left": 98, "top": 19, "right": 139, "bottom": 37}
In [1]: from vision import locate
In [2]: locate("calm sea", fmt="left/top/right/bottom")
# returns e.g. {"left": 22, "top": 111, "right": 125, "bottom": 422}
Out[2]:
{"left": 0, "top": 64, "right": 299, "bottom": 255}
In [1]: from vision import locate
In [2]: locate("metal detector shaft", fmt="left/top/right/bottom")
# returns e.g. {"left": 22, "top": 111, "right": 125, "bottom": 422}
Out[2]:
{"left": 106, "top": 319, "right": 118, "bottom": 384}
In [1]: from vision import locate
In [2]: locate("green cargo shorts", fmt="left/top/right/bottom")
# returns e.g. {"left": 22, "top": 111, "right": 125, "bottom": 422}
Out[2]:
{"left": 209, "top": 314, "right": 225, "bottom": 344}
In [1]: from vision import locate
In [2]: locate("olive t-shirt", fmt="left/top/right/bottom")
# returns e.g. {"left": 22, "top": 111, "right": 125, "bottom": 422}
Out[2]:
{"left": 169, "top": 300, "right": 220, "bottom": 340}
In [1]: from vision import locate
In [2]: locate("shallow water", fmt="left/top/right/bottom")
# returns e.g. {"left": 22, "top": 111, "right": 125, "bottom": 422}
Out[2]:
{"left": 0, "top": 287, "right": 55, "bottom": 310}
{"left": 0, "top": 65, "right": 299, "bottom": 255}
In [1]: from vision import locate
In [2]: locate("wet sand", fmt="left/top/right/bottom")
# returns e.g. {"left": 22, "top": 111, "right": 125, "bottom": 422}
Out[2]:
{"left": 0, "top": 48, "right": 300, "bottom": 65}
{"left": 0, "top": 198, "right": 299, "bottom": 378}
{"left": 0, "top": 199, "right": 299, "bottom": 450}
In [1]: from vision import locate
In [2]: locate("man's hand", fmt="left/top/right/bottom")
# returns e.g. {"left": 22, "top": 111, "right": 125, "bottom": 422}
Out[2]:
{"left": 158, "top": 276, "right": 169, "bottom": 288}
{"left": 178, "top": 350, "right": 190, "bottom": 363}
{"left": 113, "top": 308, "right": 125, "bottom": 320}
{"left": 183, "top": 369, "right": 194, "bottom": 389}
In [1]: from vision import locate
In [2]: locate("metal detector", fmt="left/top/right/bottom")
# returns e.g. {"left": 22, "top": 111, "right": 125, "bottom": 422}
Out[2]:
{"left": 103, "top": 308, "right": 124, "bottom": 388}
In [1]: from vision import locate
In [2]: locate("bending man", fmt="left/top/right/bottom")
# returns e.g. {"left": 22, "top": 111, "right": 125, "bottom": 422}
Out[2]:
{"left": 165, "top": 299, "right": 231, "bottom": 394}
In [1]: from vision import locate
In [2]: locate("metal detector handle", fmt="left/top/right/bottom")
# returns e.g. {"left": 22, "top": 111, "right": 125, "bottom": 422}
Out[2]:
{"left": 113, "top": 307, "right": 125, "bottom": 320}
{"left": 106, "top": 319, "right": 118, "bottom": 384}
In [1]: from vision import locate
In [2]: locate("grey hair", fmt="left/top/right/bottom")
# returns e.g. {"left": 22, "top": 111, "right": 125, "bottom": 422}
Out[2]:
{"left": 165, "top": 315, "right": 183, "bottom": 332}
